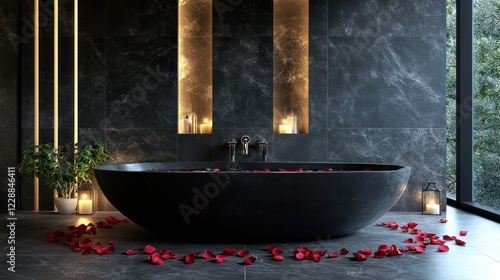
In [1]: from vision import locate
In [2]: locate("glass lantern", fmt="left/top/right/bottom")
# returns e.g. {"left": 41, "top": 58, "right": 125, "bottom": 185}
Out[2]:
{"left": 422, "top": 181, "right": 442, "bottom": 215}
{"left": 77, "top": 186, "right": 95, "bottom": 215}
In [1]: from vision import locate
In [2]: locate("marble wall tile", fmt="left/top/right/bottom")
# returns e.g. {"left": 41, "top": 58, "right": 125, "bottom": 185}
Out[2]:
{"left": 213, "top": 36, "right": 273, "bottom": 129}
{"left": 309, "top": 0, "right": 328, "bottom": 37}
{"left": 105, "top": 0, "right": 177, "bottom": 37}
{"left": 105, "top": 36, "right": 177, "bottom": 129}
{"left": 213, "top": 0, "right": 272, "bottom": 37}
{"left": 328, "top": 0, "right": 446, "bottom": 37}
{"left": 105, "top": 128, "right": 177, "bottom": 163}
{"left": 328, "top": 36, "right": 446, "bottom": 128}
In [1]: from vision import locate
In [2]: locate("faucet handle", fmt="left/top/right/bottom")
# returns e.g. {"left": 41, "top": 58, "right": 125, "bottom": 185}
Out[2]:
{"left": 258, "top": 138, "right": 267, "bottom": 146}
{"left": 228, "top": 138, "right": 237, "bottom": 146}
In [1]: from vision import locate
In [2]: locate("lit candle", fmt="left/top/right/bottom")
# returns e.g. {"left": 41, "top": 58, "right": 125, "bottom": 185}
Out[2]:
{"left": 79, "top": 194, "right": 93, "bottom": 214}
{"left": 425, "top": 203, "right": 440, "bottom": 214}
{"left": 199, "top": 119, "right": 212, "bottom": 134}
{"left": 279, "top": 124, "right": 291, "bottom": 134}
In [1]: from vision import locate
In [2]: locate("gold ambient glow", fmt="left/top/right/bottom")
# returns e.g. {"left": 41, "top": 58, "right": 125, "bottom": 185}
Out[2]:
{"left": 273, "top": 0, "right": 309, "bottom": 134}
{"left": 178, "top": 0, "right": 213, "bottom": 134}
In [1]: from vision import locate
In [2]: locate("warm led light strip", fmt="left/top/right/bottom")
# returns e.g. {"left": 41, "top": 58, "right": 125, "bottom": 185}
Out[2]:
{"left": 74, "top": 0, "right": 78, "bottom": 149}
{"left": 54, "top": 0, "right": 58, "bottom": 150}
{"left": 34, "top": 0, "right": 39, "bottom": 211}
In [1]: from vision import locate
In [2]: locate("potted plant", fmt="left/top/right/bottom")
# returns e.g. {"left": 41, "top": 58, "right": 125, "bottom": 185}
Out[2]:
{"left": 18, "top": 142, "right": 108, "bottom": 214}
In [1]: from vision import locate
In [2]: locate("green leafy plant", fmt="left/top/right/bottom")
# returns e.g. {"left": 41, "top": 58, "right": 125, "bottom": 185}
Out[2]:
{"left": 18, "top": 142, "right": 108, "bottom": 199}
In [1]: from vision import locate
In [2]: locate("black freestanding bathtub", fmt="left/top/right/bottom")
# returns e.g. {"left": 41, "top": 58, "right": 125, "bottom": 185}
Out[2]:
{"left": 93, "top": 161, "right": 411, "bottom": 242}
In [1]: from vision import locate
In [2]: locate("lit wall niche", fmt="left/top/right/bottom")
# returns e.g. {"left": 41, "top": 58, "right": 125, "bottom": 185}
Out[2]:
{"left": 273, "top": 0, "right": 309, "bottom": 134}
{"left": 178, "top": 0, "right": 213, "bottom": 134}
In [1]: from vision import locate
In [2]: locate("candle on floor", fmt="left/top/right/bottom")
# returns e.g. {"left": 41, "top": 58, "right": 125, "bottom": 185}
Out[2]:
{"left": 425, "top": 203, "right": 440, "bottom": 214}
{"left": 79, "top": 199, "right": 92, "bottom": 214}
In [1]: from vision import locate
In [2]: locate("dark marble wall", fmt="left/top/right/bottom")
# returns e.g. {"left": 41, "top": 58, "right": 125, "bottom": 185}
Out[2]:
{"left": 7, "top": 0, "right": 446, "bottom": 212}
{"left": 0, "top": 0, "right": 19, "bottom": 212}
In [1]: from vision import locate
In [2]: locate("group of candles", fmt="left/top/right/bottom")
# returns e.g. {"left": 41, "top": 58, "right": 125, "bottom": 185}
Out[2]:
{"left": 180, "top": 114, "right": 213, "bottom": 134}
{"left": 278, "top": 114, "right": 299, "bottom": 134}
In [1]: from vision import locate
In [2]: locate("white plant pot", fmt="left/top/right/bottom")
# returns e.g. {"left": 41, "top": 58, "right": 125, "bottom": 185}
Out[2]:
{"left": 54, "top": 198, "right": 77, "bottom": 215}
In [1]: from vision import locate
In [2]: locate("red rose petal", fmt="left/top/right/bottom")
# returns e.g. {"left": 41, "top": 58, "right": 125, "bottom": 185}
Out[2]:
{"left": 340, "top": 248, "right": 349, "bottom": 255}
{"left": 374, "top": 251, "right": 386, "bottom": 258}
{"left": 273, "top": 255, "right": 284, "bottom": 261}
{"left": 265, "top": 245, "right": 276, "bottom": 251}
{"left": 212, "top": 254, "right": 227, "bottom": 263}
{"left": 455, "top": 239, "right": 466, "bottom": 246}
{"left": 106, "top": 240, "right": 116, "bottom": 245}
{"left": 80, "top": 237, "right": 92, "bottom": 247}
{"left": 149, "top": 252, "right": 165, "bottom": 265}
{"left": 295, "top": 252, "right": 305, "bottom": 260}
{"left": 378, "top": 244, "right": 389, "bottom": 252}
{"left": 222, "top": 247, "right": 237, "bottom": 255}
{"left": 243, "top": 256, "right": 256, "bottom": 265}
{"left": 143, "top": 245, "right": 156, "bottom": 254}
{"left": 407, "top": 222, "right": 418, "bottom": 229}
{"left": 440, "top": 218, "right": 448, "bottom": 223}
{"left": 82, "top": 246, "right": 92, "bottom": 255}
{"left": 438, "top": 245, "right": 449, "bottom": 252}
{"left": 459, "top": 230, "right": 468, "bottom": 236}
{"left": 328, "top": 253, "right": 339, "bottom": 258}
{"left": 203, "top": 249, "right": 214, "bottom": 259}
{"left": 353, "top": 252, "right": 369, "bottom": 261}
{"left": 358, "top": 249, "right": 372, "bottom": 256}
{"left": 182, "top": 255, "right": 196, "bottom": 264}
{"left": 72, "top": 247, "right": 83, "bottom": 252}
{"left": 271, "top": 248, "right": 283, "bottom": 256}
{"left": 237, "top": 250, "right": 250, "bottom": 257}
{"left": 404, "top": 238, "right": 414, "bottom": 243}
{"left": 415, "top": 246, "right": 426, "bottom": 253}
{"left": 65, "top": 237, "right": 79, "bottom": 247}
{"left": 312, "top": 254, "right": 321, "bottom": 262}
{"left": 126, "top": 249, "right": 137, "bottom": 255}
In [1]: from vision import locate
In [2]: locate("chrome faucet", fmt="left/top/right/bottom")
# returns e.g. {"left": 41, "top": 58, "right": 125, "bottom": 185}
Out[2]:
{"left": 228, "top": 138, "right": 237, "bottom": 162}
{"left": 258, "top": 138, "right": 267, "bottom": 161}
{"left": 241, "top": 135, "right": 250, "bottom": 155}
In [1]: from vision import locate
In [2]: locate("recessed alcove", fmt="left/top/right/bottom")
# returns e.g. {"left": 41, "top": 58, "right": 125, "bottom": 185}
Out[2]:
{"left": 273, "top": 0, "right": 309, "bottom": 134}
{"left": 178, "top": 0, "right": 213, "bottom": 134}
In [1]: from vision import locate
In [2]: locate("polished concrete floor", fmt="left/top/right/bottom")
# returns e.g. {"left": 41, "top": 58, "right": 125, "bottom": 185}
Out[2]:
{"left": 1, "top": 205, "right": 499, "bottom": 280}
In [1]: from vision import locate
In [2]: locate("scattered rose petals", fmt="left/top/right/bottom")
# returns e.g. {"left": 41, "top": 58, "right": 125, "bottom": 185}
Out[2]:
{"left": 415, "top": 246, "right": 426, "bottom": 253}
{"left": 374, "top": 251, "right": 386, "bottom": 258}
{"left": 459, "top": 230, "right": 468, "bottom": 236}
{"left": 295, "top": 252, "right": 305, "bottom": 261}
{"left": 340, "top": 248, "right": 349, "bottom": 255}
{"left": 438, "top": 245, "right": 450, "bottom": 252}
{"left": 404, "top": 238, "right": 413, "bottom": 243}
{"left": 243, "top": 256, "right": 256, "bottom": 265}
{"left": 440, "top": 218, "right": 448, "bottom": 223}
{"left": 407, "top": 222, "right": 418, "bottom": 229}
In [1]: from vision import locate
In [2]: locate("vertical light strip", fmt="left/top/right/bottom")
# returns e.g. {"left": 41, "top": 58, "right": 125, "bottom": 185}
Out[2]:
{"left": 74, "top": 0, "right": 78, "bottom": 147}
{"left": 34, "top": 0, "right": 40, "bottom": 211}
{"left": 54, "top": 0, "right": 59, "bottom": 150}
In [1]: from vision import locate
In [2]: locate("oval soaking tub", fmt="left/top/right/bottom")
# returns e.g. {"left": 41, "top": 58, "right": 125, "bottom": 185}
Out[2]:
{"left": 94, "top": 161, "right": 411, "bottom": 242}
